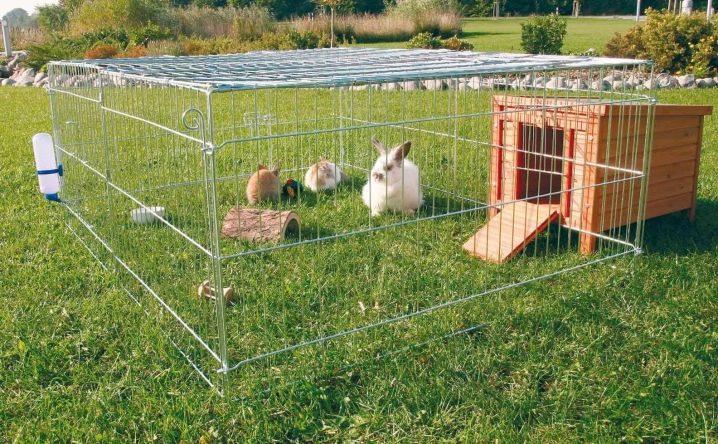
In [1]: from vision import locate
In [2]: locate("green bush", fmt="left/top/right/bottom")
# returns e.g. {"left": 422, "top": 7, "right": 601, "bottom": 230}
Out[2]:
{"left": 406, "top": 32, "right": 472, "bottom": 50}
{"left": 128, "top": 23, "right": 174, "bottom": 46}
{"left": 68, "top": 0, "right": 167, "bottom": 35}
{"left": 605, "top": 9, "right": 718, "bottom": 75}
{"left": 520, "top": 14, "right": 567, "bottom": 55}
{"left": 441, "top": 35, "right": 473, "bottom": 51}
{"left": 37, "top": 5, "right": 70, "bottom": 33}
{"left": 406, "top": 31, "right": 442, "bottom": 49}
{"left": 25, "top": 38, "right": 85, "bottom": 71}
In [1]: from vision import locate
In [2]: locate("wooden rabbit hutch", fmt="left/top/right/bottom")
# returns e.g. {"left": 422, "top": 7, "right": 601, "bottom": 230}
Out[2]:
{"left": 465, "top": 96, "right": 712, "bottom": 262}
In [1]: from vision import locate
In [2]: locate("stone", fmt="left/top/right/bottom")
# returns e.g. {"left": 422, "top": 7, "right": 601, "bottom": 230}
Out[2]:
{"left": 402, "top": 80, "right": 424, "bottom": 91}
{"left": 533, "top": 76, "right": 546, "bottom": 87}
{"left": 423, "top": 79, "right": 446, "bottom": 90}
{"left": 1, "top": 78, "right": 15, "bottom": 86}
{"left": 677, "top": 74, "right": 696, "bottom": 88}
{"left": 13, "top": 67, "right": 35, "bottom": 82}
{"left": 382, "top": 82, "right": 402, "bottom": 91}
{"left": 697, "top": 77, "right": 716, "bottom": 88}
{"left": 571, "top": 79, "right": 588, "bottom": 91}
{"left": 34, "top": 71, "right": 46, "bottom": 83}
{"left": 13, "top": 51, "right": 28, "bottom": 62}
{"left": 465, "top": 77, "right": 482, "bottom": 90}
{"left": 645, "top": 74, "right": 678, "bottom": 89}
{"left": 13, "top": 69, "right": 36, "bottom": 86}
{"left": 603, "top": 71, "right": 623, "bottom": 83}
{"left": 590, "top": 80, "right": 611, "bottom": 91}
{"left": 445, "top": 79, "right": 462, "bottom": 90}
{"left": 0, "top": 65, "right": 8, "bottom": 78}
{"left": 626, "top": 74, "right": 643, "bottom": 88}
{"left": 656, "top": 74, "right": 679, "bottom": 89}
{"left": 612, "top": 80, "right": 627, "bottom": 90}
{"left": 546, "top": 76, "right": 567, "bottom": 89}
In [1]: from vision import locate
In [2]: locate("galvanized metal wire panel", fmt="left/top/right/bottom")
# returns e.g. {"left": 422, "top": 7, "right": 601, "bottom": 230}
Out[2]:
{"left": 50, "top": 48, "right": 649, "bottom": 91}
{"left": 47, "top": 50, "right": 657, "bottom": 392}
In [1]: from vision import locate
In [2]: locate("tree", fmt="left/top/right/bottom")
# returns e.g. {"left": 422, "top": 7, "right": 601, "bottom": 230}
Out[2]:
{"left": 2, "top": 8, "right": 36, "bottom": 28}
{"left": 37, "top": 5, "right": 70, "bottom": 33}
{"left": 59, "top": 0, "right": 87, "bottom": 13}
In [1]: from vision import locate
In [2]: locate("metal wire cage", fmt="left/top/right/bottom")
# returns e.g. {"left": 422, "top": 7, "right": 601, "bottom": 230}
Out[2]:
{"left": 47, "top": 49, "right": 655, "bottom": 393}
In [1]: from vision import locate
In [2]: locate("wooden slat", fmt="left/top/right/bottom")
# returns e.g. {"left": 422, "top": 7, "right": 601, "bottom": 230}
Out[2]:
{"left": 463, "top": 202, "right": 559, "bottom": 263}
{"left": 653, "top": 104, "right": 713, "bottom": 117}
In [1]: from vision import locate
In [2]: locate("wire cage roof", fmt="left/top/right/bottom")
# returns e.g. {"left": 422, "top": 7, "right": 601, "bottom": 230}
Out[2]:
{"left": 52, "top": 48, "right": 649, "bottom": 92}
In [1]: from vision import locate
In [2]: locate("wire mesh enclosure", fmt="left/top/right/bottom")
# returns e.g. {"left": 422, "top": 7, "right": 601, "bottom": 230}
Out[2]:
{"left": 47, "top": 49, "right": 655, "bottom": 393}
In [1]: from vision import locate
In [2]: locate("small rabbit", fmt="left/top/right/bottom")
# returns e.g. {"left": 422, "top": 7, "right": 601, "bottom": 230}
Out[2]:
{"left": 304, "top": 159, "right": 348, "bottom": 192}
{"left": 362, "top": 137, "right": 422, "bottom": 216}
{"left": 246, "top": 164, "right": 280, "bottom": 204}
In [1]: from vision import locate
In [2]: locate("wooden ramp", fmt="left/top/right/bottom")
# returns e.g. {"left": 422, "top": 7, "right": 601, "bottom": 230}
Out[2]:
{"left": 463, "top": 202, "right": 560, "bottom": 263}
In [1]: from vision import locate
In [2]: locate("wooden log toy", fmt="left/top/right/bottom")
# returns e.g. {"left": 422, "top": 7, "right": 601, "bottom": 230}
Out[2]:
{"left": 197, "top": 280, "right": 234, "bottom": 305}
{"left": 221, "top": 207, "right": 300, "bottom": 243}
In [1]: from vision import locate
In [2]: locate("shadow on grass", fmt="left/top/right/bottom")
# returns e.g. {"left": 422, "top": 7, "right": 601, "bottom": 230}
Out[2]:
{"left": 461, "top": 30, "right": 515, "bottom": 39}
{"left": 642, "top": 198, "right": 718, "bottom": 255}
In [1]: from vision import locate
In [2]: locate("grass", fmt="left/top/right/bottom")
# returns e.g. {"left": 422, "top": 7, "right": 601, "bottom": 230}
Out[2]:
{"left": 1, "top": 83, "right": 717, "bottom": 441}
{"left": 2, "top": 17, "right": 718, "bottom": 438}
{"left": 361, "top": 17, "right": 636, "bottom": 53}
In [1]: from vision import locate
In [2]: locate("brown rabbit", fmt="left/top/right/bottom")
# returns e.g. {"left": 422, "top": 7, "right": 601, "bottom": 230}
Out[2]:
{"left": 246, "top": 164, "right": 280, "bottom": 204}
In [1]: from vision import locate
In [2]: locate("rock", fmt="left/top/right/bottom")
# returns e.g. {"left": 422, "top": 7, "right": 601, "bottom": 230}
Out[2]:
{"left": 697, "top": 77, "right": 716, "bottom": 88}
{"left": 34, "top": 71, "right": 46, "bottom": 83}
{"left": 1, "top": 78, "right": 15, "bottom": 86}
{"left": 510, "top": 78, "right": 521, "bottom": 90}
{"left": 546, "top": 76, "right": 567, "bottom": 89}
{"left": 626, "top": 74, "right": 644, "bottom": 88}
{"left": 656, "top": 74, "right": 679, "bottom": 89}
{"left": 382, "top": 82, "right": 402, "bottom": 91}
{"left": 13, "top": 51, "right": 28, "bottom": 62}
{"left": 12, "top": 67, "right": 35, "bottom": 82}
{"left": 603, "top": 71, "right": 623, "bottom": 83}
{"left": 34, "top": 77, "right": 49, "bottom": 87}
{"left": 533, "top": 76, "right": 546, "bottom": 88}
{"left": 465, "top": 77, "right": 482, "bottom": 90}
{"left": 13, "top": 69, "right": 36, "bottom": 87}
{"left": 590, "top": 80, "right": 611, "bottom": 91}
{"left": 571, "top": 79, "right": 588, "bottom": 91}
{"left": 423, "top": 79, "right": 446, "bottom": 90}
{"left": 677, "top": 74, "right": 696, "bottom": 88}
{"left": 402, "top": 80, "right": 424, "bottom": 90}
{"left": 0, "top": 65, "right": 8, "bottom": 78}
{"left": 612, "top": 80, "right": 627, "bottom": 90}
{"left": 445, "top": 79, "right": 462, "bottom": 90}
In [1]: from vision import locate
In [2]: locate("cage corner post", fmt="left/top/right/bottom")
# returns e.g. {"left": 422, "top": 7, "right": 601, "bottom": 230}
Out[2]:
{"left": 634, "top": 96, "right": 657, "bottom": 254}
{"left": 200, "top": 90, "right": 230, "bottom": 392}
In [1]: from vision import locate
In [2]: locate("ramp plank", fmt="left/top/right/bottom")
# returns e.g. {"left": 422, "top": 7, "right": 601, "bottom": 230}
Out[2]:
{"left": 463, "top": 202, "right": 559, "bottom": 263}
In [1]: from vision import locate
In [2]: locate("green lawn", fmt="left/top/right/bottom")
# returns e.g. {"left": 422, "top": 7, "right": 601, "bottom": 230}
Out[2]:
{"left": 2, "top": 84, "right": 717, "bottom": 441}
{"left": 360, "top": 17, "right": 636, "bottom": 53}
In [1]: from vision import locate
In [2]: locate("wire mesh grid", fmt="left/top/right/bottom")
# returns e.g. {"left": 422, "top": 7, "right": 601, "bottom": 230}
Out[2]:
{"left": 47, "top": 49, "right": 655, "bottom": 393}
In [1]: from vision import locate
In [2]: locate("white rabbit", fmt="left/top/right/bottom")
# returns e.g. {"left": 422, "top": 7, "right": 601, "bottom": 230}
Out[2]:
{"left": 362, "top": 137, "right": 423, "bottom": 216}
{"left": 304, "top": 159, "right": 347, "bottom": 192}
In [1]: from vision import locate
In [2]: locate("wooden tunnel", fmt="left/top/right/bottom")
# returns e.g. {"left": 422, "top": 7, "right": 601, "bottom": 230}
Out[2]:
{"left": 221, "top": 207, "right": 300, "bottom": 243}
{"left": 464, "top": 96, "right": 712, "bottom": 263}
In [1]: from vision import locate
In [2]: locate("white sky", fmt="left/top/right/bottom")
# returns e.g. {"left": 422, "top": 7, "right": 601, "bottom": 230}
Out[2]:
{"left": 2, "top": 0, "right": 58, "bottom": 19}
